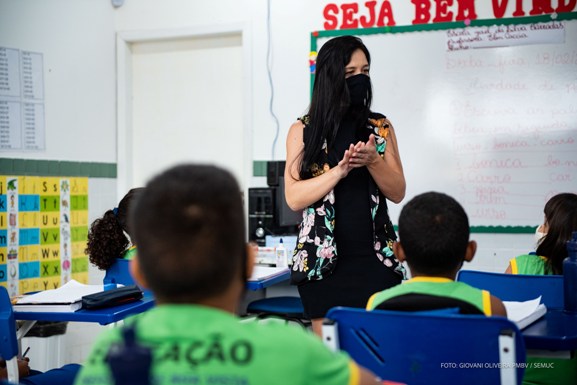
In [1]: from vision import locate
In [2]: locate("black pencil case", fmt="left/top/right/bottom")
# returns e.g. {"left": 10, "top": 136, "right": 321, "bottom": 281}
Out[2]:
{"left": 82, "top": 285, "right": 143, "bottom": 310}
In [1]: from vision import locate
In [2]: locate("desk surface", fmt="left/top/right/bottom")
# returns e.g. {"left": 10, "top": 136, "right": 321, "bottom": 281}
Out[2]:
{"left": 246, "top": 266, "right": 290, "bottom": 291}
{"left": 13, "top": 293, "right": 155, "bottom": 325}
{"left": 13, "top": 269, "right": 289, "bottom": 324}
{"left": 522, "top": 308, "right": 577, "bottom": 351}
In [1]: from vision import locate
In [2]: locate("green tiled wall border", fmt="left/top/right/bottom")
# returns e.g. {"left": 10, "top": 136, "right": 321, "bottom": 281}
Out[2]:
{"left": 0, "top": 158, "right": 117, "bottom": 178}
{"left": 395, "top": 225, "right": 537, "bottom": 234}
{"left": 3, "top": 159, "right": 270, "bottom": 178}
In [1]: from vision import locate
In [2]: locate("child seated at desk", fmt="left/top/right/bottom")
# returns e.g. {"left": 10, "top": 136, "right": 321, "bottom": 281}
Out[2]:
{"left": 366, "top": 191, "right": 507, "bottom": 317}
{"left": 86, "top": 188, "right": 144, "bottom": 270}
{"left": 506, "top": 192, "right": 577, "bottom": 275}
{"left": 504, "top": 192, "right": 577, "bottom": 385}
{"left": 0, "top": 357, "right": 80, "bottom": 385}
{"left": 74, "top": 164, "right": 379, "bottom": 385}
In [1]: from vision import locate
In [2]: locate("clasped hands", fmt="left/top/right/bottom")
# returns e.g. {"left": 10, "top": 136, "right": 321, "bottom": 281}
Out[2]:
{"left": 337, "top": 134, "right": 380, "bottom": 177}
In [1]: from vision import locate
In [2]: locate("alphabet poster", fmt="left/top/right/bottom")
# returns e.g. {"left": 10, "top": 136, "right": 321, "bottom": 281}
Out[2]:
{"left": 0, "top": 175, "right": 89, "bottom": 297}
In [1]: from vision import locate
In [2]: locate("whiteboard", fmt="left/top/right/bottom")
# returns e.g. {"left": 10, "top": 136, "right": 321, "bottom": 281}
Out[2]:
{"left": 314, "top": 18, "right": 577, "bottom": 230}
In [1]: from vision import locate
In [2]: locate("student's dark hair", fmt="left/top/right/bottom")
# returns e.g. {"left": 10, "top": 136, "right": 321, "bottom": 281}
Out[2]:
{"left": 299, "top": 35, "right": 372, "bottom": 179}
{"left": 398, "top": 192, "right": 470, "bottom": 275}
{"left": 130, "top": 164, "right": 246, "bottom": 303}
{"left": 537, "top": 192, "right": 577, "bottom": 274}
{"left": 86, "top": 188, "right": 144, "bottom": 270}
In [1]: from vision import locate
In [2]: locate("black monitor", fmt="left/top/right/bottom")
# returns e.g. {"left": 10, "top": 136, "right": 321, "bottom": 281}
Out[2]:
{"left": 276, "top": 176, "right": 301, "bottom": 227}
{"left": 248, "top": 185, "right": 299, "bottom": 245}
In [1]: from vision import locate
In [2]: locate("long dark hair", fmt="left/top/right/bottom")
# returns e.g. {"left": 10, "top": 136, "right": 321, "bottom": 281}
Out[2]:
{"left": 537, "top": 193, "right": 577, "bottom": 274}
{"left": 299, "top": 35, "right": 372, "bottom": 179}
{"left": 86, "top": 188, "right": 144, "bottom": 270}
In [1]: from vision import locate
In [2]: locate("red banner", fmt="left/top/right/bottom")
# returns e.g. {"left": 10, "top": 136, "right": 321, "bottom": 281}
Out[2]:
{"left": 322, "top": 0, "right": 577, "bottom": 30}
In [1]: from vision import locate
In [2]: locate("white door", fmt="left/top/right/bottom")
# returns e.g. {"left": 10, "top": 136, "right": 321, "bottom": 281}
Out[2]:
{"left": 119, "top": 31, "right": 246, "bottom": 191}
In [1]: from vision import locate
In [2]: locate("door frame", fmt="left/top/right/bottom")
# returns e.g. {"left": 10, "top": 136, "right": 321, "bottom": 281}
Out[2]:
{"left": 116, "top": 23, "right": 253, "bottom": 197}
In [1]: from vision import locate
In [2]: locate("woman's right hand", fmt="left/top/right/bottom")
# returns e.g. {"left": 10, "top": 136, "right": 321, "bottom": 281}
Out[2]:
{"left": 285, "top": 121, "right": 353, "bottom": 211}
{"left": 335, "top": 143, "right": 355, "bottom": 179}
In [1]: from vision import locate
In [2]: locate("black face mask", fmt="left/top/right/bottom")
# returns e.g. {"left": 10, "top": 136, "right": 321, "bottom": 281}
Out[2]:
{"left": 346, "top": 74, "right": 371, "bottom": 107}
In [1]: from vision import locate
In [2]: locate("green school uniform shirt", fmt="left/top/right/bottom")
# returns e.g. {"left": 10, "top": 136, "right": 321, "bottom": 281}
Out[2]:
{"left": 74, "top": 305, "right": 362, "bottom": 385}
{"left": 366, "top": 276, "right": 492, "bottom": 315}
{"left": 121, "top": 246, "right": 137, "bottom": 260}
{"left": 509, "top": 254, "right": 553, "bottom": 275}
{"left": 509, "top": 254, "right": 577, "bottom": 385}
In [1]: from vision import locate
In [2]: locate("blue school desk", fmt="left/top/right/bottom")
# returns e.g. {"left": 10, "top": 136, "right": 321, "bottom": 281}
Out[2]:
{"left": 13, "top": 270, "right": 288, "bottom": 327}
{"left": 12, "top": 269, "right": 290, "bottom": 342}
{"left": 245, "top": 266, "right": 290, "bottom": 291}
{"left": 456, "top": 270, "right": 577, "bottom": 353}
{"left": 522, "top": 308, "right": 577, "bottom": 352}
{"left": 13, "top": 292, "right": 155, "bottom": 339}
{"left": 106, "top": 258, "right": 290, "bottom": 292}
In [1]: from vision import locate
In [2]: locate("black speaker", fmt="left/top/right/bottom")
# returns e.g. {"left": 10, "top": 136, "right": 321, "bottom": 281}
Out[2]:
{"left": 248, "top": 188, "right": 275, "bottom": 246}
{"left": 267, "top": 161, "right": 286, "bottom": 187}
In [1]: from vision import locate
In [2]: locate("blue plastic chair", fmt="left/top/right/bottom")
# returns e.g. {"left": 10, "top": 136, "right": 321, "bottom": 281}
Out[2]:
{"left": 103, "top": 259, "right": 135, "bottom": 286}
{"left": 323, "top": 306, "right": 526, "bottom": 385}
{"left": 0, "top": 286, "right": 20, "bottom": 383}
{"left": 456, "top": 270, "right": 563, "bottom": 309}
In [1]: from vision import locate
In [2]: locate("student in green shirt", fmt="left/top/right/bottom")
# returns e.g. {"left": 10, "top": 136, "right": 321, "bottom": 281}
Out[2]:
{"left": 367, "top": 191, "right": 507, "bottom": 317}
{"left": 506, "top": 192, "right": 577, "bottom": 275}
{"left": 86, "top": 187, "right": 144, "bottom": 270}
{"left": 74, "top": 164, "right": 378, "bottom": 385}
{"left": 505, "top": 192, "right": 577, "bottom": 385}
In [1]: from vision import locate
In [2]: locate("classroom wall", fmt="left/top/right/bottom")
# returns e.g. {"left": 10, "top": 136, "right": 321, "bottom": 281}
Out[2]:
{"left": 126, "top": 1, "right": 550, "bottom": 251}
{"left": 2, "top": 1, "right": 549, "bottom": 214}
{"left": 112, "top": 0, "right": 323, "bottom": 182}
{"left": 1, "top": 0, "right": 561, "bottom": 368}
{"left": 0, "top": 0, "right": 117, "bottom": 163}
{"left": 0, "top": 0, "right": 117, "bottom": 289}
{"left": 0, "top": 0, "right": 547, "bottom": 292}
{"left": 110, "top": 0, "right": 545, "bottom": 266}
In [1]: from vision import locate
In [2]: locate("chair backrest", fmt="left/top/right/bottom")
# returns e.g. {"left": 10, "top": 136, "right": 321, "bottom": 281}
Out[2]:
{"left": 323, "top": 306, "right": 526, "bottom": 385}
{"left": 0, "top": 286, "right": 19, "bottom": 383}
{"left": 374, "top": 293, "right": 485, "bottom": 315}
{"left": 457, "top": 270, "right": 563, "bottom": 309}
{"left": 104, "top": 259, "right": 135, "bottom": 286}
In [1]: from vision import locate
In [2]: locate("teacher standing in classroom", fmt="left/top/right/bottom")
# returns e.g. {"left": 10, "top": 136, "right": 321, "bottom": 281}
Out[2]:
{"left": 285, "top": 35, "right": 406, "bottom": 336}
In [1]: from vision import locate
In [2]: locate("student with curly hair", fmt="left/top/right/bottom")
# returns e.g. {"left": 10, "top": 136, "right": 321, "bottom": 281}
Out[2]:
{"left": 85, "top": 188, "right": 144, "bottom": 270}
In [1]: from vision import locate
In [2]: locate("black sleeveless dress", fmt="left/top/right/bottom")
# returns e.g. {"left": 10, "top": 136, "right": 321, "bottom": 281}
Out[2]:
{"left": 297, "top": 114, "right": 402, "bottom": 319}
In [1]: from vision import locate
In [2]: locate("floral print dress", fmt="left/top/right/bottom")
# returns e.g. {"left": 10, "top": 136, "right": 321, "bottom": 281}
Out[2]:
{"left": 290, "top": 112, "right": 405, "bottom": 285}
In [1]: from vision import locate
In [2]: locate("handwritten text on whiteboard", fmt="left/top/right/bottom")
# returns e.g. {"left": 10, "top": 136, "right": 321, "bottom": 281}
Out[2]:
{"left": 446, "top": 21, "right": 565, "bottom": 51}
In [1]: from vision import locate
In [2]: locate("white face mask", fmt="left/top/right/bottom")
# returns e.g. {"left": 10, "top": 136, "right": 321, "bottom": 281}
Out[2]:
{"left": 534, "top": 226, "right": 547, "bottom": 247}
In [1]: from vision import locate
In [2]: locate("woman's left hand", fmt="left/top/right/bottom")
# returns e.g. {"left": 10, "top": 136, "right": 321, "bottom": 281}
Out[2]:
{"left": 350, "top": 128, "right": 406, "bottom": 203}
{"left": 349, "top": 134, "right": 380, "bottom": 168}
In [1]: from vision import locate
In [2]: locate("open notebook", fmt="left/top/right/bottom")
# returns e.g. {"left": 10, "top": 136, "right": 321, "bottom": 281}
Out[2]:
{"left": 13, "top": 280, "right": 105, "bottom": 312}
{"left": 503, "top": 296, "right": 547, "bottom": 330}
